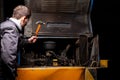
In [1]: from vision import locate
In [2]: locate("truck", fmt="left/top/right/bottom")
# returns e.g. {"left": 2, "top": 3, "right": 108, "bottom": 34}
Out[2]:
{"left": 0, "top": 0, "right": 108, "bottom": 80}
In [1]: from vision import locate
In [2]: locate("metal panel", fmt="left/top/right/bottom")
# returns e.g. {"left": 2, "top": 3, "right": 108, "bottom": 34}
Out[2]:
{"left": 24, "top": 0, "right": 93, "bottom": 37}
{"left": 16, "top": 67, "right": 85, "bottom": 80}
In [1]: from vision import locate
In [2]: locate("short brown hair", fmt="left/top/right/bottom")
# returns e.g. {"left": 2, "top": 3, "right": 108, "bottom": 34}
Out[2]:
{"left": 12, "top": 5, "right": 31, "bottom": 19}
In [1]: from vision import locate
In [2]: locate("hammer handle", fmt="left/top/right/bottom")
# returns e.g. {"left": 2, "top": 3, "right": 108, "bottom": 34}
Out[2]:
{"left": 35, "top": 24, "right": 41, "bottom": 36}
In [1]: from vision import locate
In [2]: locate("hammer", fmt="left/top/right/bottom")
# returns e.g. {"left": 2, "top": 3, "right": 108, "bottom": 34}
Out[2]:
{"left": 35, "top": 20, "right": 45, "bottom": 36}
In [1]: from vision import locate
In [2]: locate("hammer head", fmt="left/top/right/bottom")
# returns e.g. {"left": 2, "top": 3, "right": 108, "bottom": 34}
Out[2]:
{"left": 35, "top": 20, "right": 45, "bottom": 25}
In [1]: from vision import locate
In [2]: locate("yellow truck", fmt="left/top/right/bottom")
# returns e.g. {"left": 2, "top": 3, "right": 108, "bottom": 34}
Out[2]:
{"left": 16, "top": 0, "right": 108, "bottom": 80}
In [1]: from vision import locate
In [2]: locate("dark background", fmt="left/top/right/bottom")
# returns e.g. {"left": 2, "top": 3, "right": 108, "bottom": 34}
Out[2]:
{"left": 2, "top": 0, "right": 115, "bottom": 80}
{"left": 91, "top": 0, "right": 115, "bottom": 80}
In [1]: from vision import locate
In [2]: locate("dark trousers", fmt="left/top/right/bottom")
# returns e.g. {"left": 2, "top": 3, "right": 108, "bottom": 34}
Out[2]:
{"left": 0, "top": 60, "right": 16, "bottom": 80}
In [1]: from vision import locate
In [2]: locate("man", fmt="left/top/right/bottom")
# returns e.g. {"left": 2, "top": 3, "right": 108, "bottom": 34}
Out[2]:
{"left": 0, "top": 5, "right": 37, "bottom": 80}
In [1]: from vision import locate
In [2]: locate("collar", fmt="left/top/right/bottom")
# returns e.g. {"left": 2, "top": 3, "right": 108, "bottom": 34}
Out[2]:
{"left": 9, "top": 18, "right": 22, "bottom": 31}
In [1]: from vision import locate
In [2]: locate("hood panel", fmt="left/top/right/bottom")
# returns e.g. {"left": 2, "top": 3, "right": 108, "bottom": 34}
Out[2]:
{"left": 24, "top": 0, "right": 93, "bottom": 37}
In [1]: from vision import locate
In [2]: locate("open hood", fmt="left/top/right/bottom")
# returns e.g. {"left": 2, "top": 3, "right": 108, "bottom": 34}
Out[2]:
{"left": 24, "top": 0, "right": 93, "bottom": 38}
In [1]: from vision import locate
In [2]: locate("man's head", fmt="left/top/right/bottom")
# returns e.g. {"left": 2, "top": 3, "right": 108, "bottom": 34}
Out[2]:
{"left": 12, "top": 5, "right": 31, "bottom": 27}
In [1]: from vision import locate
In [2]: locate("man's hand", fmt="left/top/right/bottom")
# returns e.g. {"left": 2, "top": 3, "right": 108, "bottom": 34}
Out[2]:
{"left": 28, "top": 36, "right": 38, "bottom": 43}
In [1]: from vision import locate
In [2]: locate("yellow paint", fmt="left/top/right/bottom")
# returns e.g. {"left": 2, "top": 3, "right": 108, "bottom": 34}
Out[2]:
{"left": 16, "top": 67, "right": 85, "bottom": 80}
{"left": 100, "top": 60, "right": 108, "bottom": 68}
{"left": 85, "top": 68, "right": 94, "bottom": 80}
